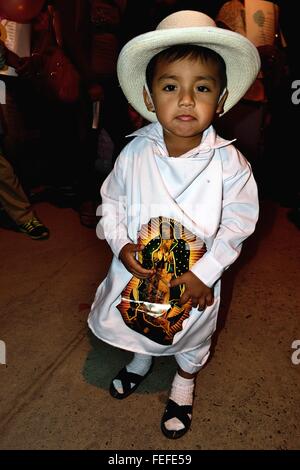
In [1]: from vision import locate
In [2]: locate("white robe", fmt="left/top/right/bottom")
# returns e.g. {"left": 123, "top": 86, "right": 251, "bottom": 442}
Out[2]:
{"left": 88, "top": 123, "right": 259, "bottom": 355}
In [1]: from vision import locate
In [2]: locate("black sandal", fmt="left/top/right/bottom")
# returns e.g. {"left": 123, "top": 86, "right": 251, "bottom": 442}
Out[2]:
{"left": 109, "top": 362, "right": 153, "bottom": 399}
{"left": 161, "top": 399, "right": 192, "bottom": 439}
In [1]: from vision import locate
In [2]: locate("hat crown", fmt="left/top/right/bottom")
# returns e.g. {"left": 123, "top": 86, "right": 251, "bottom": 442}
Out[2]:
{"left": 156, "top": 10, "right": 216, "bottom": 30}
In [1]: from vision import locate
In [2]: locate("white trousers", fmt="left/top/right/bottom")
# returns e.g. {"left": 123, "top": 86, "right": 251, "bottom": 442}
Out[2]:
{"left": 174, "top": 337, "right": 212, "bottom": 374}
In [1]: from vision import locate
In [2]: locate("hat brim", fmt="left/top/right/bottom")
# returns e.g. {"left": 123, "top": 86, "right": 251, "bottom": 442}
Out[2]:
{"left": 117, "top": 27, "right": 260, "bottom": 122}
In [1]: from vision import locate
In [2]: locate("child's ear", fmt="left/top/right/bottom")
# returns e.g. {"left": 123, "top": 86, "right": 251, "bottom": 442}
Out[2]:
{"left": 216, "top": 89, "right": 228, "bottom": 116}
{"left": 143, "top": 86, "right": 155, "bottom": 112}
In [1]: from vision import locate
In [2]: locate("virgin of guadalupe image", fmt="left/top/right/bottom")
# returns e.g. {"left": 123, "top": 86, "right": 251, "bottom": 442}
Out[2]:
{"left": 117, "top": 216, "right": 206, "bottom": 345}
{"left": 137, "top": 218, "right": 188, "bottom": 309}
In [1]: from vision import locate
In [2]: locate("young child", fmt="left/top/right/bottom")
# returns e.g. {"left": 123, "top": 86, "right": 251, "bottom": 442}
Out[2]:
{"left": 88, "top": 10, "right": 260, "bottom": 439}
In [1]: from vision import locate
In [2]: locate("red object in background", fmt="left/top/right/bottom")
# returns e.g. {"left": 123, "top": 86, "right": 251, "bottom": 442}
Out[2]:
{"left": 0, "top": 0, "right": 45, "bottom": 23}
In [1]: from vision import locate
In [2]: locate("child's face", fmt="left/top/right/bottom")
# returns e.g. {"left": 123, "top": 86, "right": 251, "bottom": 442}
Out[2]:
{"left": 144, "top": 54, "right": 226, "bottom": 152}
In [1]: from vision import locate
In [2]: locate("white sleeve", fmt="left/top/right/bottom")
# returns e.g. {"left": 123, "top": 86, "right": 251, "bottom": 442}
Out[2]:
{"left": 190, "top": 150, "right": 259, "bottom": 287}
{"left": 97, "top": 150, "right": 132, "bottom": 258}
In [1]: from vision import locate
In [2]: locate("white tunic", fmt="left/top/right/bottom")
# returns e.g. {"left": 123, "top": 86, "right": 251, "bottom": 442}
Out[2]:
{"left": 88, "top": 123, "right": 259, "bottom": 355}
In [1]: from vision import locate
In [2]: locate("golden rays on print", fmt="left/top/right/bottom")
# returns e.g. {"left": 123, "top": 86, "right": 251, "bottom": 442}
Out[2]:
{"left": 117, "top": 216, "right": 206, "bottom": 345}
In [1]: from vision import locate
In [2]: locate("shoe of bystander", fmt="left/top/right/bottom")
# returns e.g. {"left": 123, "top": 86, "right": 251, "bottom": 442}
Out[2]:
{"left": 18, "top": 216, "right": 50, "bottom": 240}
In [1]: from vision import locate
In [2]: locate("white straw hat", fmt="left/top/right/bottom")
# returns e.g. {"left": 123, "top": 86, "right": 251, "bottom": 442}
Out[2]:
{"left": 117, "top": 10, "right": 260, "bottom": 122}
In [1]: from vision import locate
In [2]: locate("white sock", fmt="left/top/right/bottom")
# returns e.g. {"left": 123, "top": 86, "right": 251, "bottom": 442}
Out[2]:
{"left": 113, "top": 353, "right": 152, "bottom": 394}
{"left": 164, "top": 372, "right": 195, "bottom": 432}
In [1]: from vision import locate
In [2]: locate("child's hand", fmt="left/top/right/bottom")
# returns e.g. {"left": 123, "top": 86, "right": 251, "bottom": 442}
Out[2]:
{"left": 119, "top": 243, "right": 155, "bottom": 279}
{"left": 170, "top": 271, "right": 214, "bottom": 311}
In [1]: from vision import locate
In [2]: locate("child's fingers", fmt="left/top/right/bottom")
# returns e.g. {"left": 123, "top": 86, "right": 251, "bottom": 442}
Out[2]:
{"left": 206, "top": 293, "right": 214, "bottom": 306}
{"left": 197, "top": 294, "right": 214, "bottom": 311}
{"left": 131, "top": 270, "right": 153, "bottom": 279}
{"left": 179, "top": 290, "right": 191, "bottom": 306}
{"left": 130, "top": 258, "right": 155, "bottom": 277}
{"left": 197, "top": 297, "right": 206, "bottom": 310}
{"left": 169, "top": 273, "right": 185, "bottom": 288}
{"left": 131, "top": 269, "right": 154, "bottom": 279}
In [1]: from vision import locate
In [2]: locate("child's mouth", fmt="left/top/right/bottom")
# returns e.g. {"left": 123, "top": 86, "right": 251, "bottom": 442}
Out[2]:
{"left": 176, "top": 115, "right": 195, "bottom": 121}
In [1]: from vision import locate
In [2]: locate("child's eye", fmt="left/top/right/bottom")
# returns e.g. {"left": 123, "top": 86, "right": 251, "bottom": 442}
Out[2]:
{"left": 196, "top": 85, "right": 209, "bottom": 92}
{"left": 163, "top": 84, "right": 176, "bottom": 92}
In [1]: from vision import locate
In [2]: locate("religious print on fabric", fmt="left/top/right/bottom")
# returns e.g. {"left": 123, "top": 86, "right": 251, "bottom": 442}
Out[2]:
{"left": 117, "top": 217, "right": 206, "bottom": 345}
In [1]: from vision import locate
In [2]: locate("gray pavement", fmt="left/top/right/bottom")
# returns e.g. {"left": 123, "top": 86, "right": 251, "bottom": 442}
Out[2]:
{"left": 0, "top": 200, "right": 299, "bottom": 450}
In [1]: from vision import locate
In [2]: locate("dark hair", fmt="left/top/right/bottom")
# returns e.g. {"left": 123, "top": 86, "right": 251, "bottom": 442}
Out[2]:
{"left": 146, "top": 45, "right": 227, "bottom": 94}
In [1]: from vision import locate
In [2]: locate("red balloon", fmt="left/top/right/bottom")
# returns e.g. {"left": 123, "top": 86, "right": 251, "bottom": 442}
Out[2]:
{"left": 0, "top": 0, "right": 45, "bottom": 23}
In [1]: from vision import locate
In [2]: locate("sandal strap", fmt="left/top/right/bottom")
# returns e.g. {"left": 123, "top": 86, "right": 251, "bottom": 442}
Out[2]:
{"left": 114, "top": 367, "right": 146, "bottom": 394}
{"left": 163, "top": 399, "right": 192, "bottom": 429}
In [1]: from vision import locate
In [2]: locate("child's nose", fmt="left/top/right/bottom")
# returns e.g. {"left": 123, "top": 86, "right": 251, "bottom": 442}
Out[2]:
{"left": 178, "top": 90, "right": 195, "bottom": 107}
